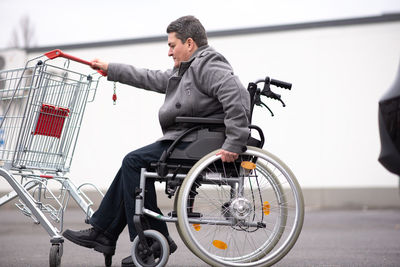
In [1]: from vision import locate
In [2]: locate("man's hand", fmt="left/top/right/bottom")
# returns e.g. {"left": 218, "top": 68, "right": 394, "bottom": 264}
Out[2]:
{"left": 91, "top": 59, "right": 109, "bottom": 75}
{"left": 216, "top": 149, "right": 239, "bottom": 162}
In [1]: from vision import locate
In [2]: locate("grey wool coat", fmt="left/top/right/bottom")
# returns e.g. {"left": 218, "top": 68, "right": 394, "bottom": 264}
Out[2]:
{"left": 107, "top": 45, "right": 250, "bottom": 154}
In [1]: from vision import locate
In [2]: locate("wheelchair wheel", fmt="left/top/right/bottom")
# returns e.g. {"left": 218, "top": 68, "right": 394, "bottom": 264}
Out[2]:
{"left": 131, "top": 230, "right": 170, "bottom": 267}
{"left": 176, "top": 146, "right": 304, "bottom": 267}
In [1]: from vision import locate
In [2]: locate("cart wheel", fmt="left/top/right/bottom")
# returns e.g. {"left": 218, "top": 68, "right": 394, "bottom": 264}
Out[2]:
{"left": 104, "top": 253, "right": 112, "bottom": 267}
{"left": 49, "top": 243, "right": 63, "bottom": 267}
{"left": 131, "top": 230, "right": 169, "bottom": 267}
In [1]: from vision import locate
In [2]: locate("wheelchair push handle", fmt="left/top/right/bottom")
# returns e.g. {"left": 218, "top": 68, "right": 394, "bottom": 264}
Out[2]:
{"left": 254, "top": 77, "right": 292, "bottom": 90}
{"left": 249, "top": 76, "right": 292, "bottom": 118}
{"left": 270, "top": 78, "right": 292, "bottom": 90}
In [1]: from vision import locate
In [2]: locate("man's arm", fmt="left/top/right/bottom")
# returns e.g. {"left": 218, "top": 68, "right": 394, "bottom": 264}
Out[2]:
{"left": 91, "top": 59, "right": 171, "bottom": 94}
{"left": 202, "top": 56, "right": 250, "bottom": 156}
{"left": 197, "top": 53, "right": 250, "bottom": 162}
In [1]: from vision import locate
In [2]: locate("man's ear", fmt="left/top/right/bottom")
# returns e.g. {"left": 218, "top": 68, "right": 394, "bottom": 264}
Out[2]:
{"left": 186, "top": 38, "right": 196, "bottom": 51}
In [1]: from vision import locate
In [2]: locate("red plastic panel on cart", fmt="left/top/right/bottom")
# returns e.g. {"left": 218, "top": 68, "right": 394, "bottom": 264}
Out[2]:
{"left": 33, "top": 104, "right": 70, "bottom": 138}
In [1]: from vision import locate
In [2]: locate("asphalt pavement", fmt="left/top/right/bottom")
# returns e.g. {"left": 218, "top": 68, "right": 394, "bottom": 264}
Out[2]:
{"left": 1, "top": 207, "right": 400, "bottom": 267}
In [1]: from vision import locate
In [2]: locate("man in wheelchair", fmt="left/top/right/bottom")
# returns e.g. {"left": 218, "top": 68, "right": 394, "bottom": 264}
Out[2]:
{"left": 62, "top": 15, "right": 251, "bottom": 266}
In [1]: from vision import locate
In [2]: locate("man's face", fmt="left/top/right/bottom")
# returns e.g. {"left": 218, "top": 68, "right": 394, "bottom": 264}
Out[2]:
{"left": 168, "top": 32, "right": 193, "bottom": 68}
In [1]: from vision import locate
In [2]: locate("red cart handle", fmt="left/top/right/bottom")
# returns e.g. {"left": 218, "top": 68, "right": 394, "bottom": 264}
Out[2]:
{"left": 44, "top": 49, "right": 107, "bottom": 76}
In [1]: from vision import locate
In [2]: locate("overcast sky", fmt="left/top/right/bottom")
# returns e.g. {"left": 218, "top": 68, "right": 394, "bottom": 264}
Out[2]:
{"left": 1, "top": 0, "right": 400, "bottom": 49}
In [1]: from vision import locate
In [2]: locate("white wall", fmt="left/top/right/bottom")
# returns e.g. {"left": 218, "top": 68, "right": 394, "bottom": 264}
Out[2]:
{"left": 1, "top": 21, "right": 400, "bottom": 191}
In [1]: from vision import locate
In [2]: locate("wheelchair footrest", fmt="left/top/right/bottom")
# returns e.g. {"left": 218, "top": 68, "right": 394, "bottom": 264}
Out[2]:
{"left": 168, "top": 211, "right": 202, "bottom": 218}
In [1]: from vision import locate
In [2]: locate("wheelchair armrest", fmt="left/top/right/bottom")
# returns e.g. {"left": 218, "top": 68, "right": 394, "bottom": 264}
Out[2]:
{"left": 175, "top": 116, "right": 225, "bottom": 126}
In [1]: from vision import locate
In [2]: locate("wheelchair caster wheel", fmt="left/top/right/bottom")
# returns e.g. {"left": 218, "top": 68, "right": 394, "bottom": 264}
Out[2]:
{"left": 131, "top": 230, "right": 169, "bottom": 267}
{"left": 104, "top": 253, "right": 112, "bottom": 267}
{"left": 49, "top": 243, "right": 63, "bottom": 267}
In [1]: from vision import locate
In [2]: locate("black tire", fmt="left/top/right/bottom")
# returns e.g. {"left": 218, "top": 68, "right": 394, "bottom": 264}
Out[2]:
{"left": 131, "top": 230, "right": 169, "bottom": 267}
{"left": 49, "top": 244, "right": 62, "bottom": 267}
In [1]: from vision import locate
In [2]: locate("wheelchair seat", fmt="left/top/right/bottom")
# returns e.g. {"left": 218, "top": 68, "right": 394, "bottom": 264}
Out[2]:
{"left": 167, "top": 116, "right": 264, "bottom": 162}
{"left": 151, "top": 116, "right": 264, "bottom": 187}
{"left": 169, "top": 128, "right": 225, "bottom": 161}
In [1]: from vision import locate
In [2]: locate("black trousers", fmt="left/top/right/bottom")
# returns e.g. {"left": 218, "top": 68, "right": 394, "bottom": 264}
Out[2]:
{"left": 89, "top": 140, "right": 186, "bottom": 242}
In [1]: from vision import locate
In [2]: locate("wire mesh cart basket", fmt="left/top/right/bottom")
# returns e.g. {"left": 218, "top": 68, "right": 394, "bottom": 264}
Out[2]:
{"left": 0, "top": 50, "right": 105, "bottom": 267}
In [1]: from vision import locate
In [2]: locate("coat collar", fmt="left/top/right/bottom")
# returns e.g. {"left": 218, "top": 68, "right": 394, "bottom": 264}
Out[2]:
{"left": 175, "top": 45, "right": 210, "bottom": 76}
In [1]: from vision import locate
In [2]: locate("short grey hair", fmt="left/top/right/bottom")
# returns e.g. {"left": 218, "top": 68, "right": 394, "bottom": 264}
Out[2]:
{"left": 166, "top": 16, "right": 208, "bottom": 47}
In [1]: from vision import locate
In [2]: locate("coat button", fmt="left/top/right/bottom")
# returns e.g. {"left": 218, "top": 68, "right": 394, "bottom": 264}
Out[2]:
{"left": 241, "top": 146, "right": 247, "bottom": 152}
{"left": 175, "top": 102, "right": 181, "bottom": 109}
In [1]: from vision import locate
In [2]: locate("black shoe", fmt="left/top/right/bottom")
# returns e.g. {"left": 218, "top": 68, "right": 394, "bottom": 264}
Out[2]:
{"left": 63, "top": 227, "right": 116, "bottom": 255}
{"left": 121, "top": 236, "right": 177, "bottom": 267}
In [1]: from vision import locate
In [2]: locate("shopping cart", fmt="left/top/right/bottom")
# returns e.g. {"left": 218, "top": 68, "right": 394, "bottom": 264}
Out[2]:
{"left": 0, "top": 50, "right": 106, "bottom": 267}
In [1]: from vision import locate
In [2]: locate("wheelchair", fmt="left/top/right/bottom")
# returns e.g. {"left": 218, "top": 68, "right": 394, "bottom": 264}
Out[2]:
{"left": 127, "top": 77, "right": 304, "bottom": 267}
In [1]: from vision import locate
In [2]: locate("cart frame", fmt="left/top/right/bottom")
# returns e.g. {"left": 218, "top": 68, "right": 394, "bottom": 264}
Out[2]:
{"left": 0, "top": 50, "right": 105, "bottom": 267}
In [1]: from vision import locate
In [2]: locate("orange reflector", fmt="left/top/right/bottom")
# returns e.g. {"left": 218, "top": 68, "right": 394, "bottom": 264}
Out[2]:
{"left": 193, "top": 224, "right": 201, "bottom": 231}
{"left": 241, "top": 161, "right": 256, "bottom": 170}
{"left": 263, "top": 201, "right": 270, "bottom": 215}
{"left": 212, "top": 240, "right": 228, "bottom": 250}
